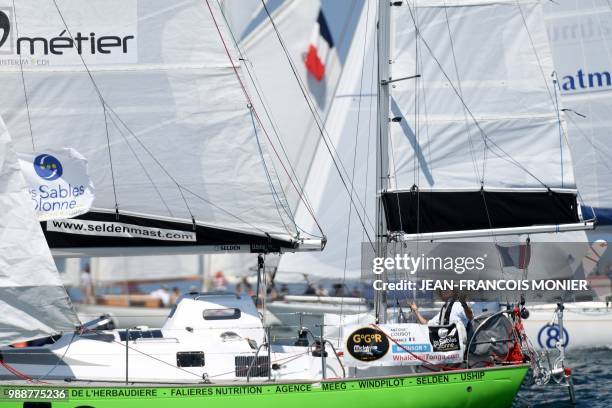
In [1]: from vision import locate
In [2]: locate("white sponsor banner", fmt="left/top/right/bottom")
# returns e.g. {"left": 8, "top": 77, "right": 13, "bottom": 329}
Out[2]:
{"left": 46, "top": 219, "right": 196, "bottom": 242}
{"left": 342, "top": 323, "right": 465, "bottom": 368}
{"left": 18, "top": 148, "right": 94, "bottom": 221}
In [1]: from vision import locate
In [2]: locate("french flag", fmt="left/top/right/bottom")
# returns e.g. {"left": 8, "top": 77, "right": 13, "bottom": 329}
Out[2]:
{"left": 305, "top": 11, "right": 334, "bottom": 81}
{"left": 496, "top": 243, "right": 532, "bottom": 269}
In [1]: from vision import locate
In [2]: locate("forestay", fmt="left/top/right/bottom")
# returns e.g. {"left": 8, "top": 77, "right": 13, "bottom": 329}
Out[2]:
{"left": 0, "top": 0, "right": 318, "bottom": 255}
{"left": 0, "top": 117, "right": 79, "bottom": 346}
{"left": 386, "top": 0, "right": 582, "bottom": 235}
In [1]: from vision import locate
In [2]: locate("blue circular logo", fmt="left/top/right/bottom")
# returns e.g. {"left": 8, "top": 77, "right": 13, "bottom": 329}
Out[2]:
{"left": 33, "top": 154, "right": 63, "bottom": 181}
{"left": 537, "top": 324, "right": 569, "bottom": 349}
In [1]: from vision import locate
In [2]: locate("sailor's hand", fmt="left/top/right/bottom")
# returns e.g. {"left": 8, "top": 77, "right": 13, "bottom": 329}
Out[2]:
{"left": 410, "top": 302, "right": 418, "bottom": 312}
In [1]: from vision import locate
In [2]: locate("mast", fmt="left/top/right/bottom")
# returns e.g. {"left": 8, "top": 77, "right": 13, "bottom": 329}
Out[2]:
{"left": 374, "top": 0, "right": 391, "bottom": 323}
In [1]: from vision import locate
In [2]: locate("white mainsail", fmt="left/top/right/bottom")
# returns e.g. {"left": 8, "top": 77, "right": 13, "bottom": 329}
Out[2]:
{"left": 543, "top": 1, "right": 612, "bottom": 224}
{"left": 385, "top": 0, "right": 580, "bottom": 236}
{"left": 0, "top": 0, "right": 320, "bottom": 256}
{"left": 80, "top": 1, "right": 362, "bottom": 284}
{"left": 0, "top": 117, "right": 79, "bottom": 346}
{"left": 279, "top": 0, "right": 591, "bottom": 282}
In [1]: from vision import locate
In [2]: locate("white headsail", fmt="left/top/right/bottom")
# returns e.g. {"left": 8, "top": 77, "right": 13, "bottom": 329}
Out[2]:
{"left": 75, "top": 1, "right": 362, "bottom": 283}
{"left": 0, "top": 117, "right": 79, "bottom": 346}
{"left": 0, "top": 0, "right": 322, "bottom": 256}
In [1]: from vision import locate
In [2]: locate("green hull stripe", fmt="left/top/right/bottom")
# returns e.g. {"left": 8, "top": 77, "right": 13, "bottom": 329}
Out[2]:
{"left": 0, "top": 365, "right": 528, "bottom": 408}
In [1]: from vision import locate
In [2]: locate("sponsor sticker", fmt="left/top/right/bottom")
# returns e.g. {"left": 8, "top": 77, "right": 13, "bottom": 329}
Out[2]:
{"left": 346, "top": 327, "right": 390, "bottom": 362}
{"left": 0, "top": 2, "right": 137, "bottom": 68}
{"left": 428, "top": 324, "right": 461, "bottom": 352}
{"left": 343, "top": 323, "right": 465, "bottom": 368}
{"left": 18, "top": 149, "right": 95, "bottom": 221}
{"left": 46, "top": 219, "right": 196, "bottom": 242}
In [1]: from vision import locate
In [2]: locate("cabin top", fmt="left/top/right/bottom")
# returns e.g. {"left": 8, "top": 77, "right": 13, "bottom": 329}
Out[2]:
{"left": 162, "top": 292, "right": 265, "bottom": 345}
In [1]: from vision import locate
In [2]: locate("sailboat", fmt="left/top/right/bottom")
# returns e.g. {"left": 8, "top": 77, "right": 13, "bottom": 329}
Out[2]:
{"left": 70, "top": 0, "right": 361, "bottom": 330}
{"left": 0, "top": 0, "right": 586, "bottom": 407}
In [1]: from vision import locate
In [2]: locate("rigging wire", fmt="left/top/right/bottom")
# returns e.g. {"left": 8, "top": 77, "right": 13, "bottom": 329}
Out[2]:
{"left": 51, "top": 0, "right": 121, "bottom": 213}
{"left": 403, "top": 1, "right": 510, "bottom": 297}
{"left": 215, "top": 1, "right": 322, "bottom": 239}
{"left": 204, "top": 0, "right": 326, "bottom": 239}
{"left": 342, "top": 0, "right": 372, "bottom": 318}
{"left": 102, "top": 106, "right": 197, "bottom": 223}
{"left": 402, "top": 1, "right": 553, "bottom": 190}
{"left": 105, "top": 112, "right": 174, "bottom": 218}
{"left": 249, "top": 107, "right": 296, "bottom": 236}
{"left": 10, "top": 0, "right": 34, "bottom": 151}
{"left": 258, "top": 0, "right": 376, "bottom": 249}
{"left": 50, "top": 0, "right": 291, "bottom": 238}
{"left": 515, "top": 0, "right": 567, "bottom": 187}
{"left": 442, "top": 0, "right": 483, "bottom": 186}
{"left": 102, "top": 105, "right": 119, "bottom": 215}
{"left": 361, "top": 16, "right": 377, "bottom": 249}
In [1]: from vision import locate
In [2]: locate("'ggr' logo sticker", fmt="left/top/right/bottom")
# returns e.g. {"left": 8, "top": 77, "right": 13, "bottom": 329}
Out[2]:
{"left": 33, "top": 154, "right": 63, "bottom": 181}
{"left": 346, "top": 327, "right": 390, "bottom": 362}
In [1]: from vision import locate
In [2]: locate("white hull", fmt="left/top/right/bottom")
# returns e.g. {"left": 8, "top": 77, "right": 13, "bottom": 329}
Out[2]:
{"left": 523, "top": 302, "right": 612, "bottom": 350}
{"left": 2, "top": 294, "right": 343, "bottom": 382}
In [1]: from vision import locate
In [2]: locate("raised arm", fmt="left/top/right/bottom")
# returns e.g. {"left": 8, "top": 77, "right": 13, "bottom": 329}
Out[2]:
{"left": 410, "top": 302, "right": 429, "bottom": 325}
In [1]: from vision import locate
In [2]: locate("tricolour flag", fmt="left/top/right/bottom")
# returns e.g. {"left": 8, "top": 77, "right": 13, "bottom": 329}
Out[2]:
{"left": 305, "top": 11, "right": 334, "bottom": 81}
{"left": 496, "top": 243, "right": 531, "bottom": 269}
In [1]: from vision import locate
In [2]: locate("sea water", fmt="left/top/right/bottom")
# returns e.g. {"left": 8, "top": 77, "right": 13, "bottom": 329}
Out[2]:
{"left": 513, "top": 348, "right": 612, "bottom": 407}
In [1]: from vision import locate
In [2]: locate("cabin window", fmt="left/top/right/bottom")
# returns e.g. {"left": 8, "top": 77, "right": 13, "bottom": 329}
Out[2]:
{"left": 177, "top": 351, "right": 205, "bottom": 367}
{"left": 203, "top": 308, "right": 241, "bottom": 320}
